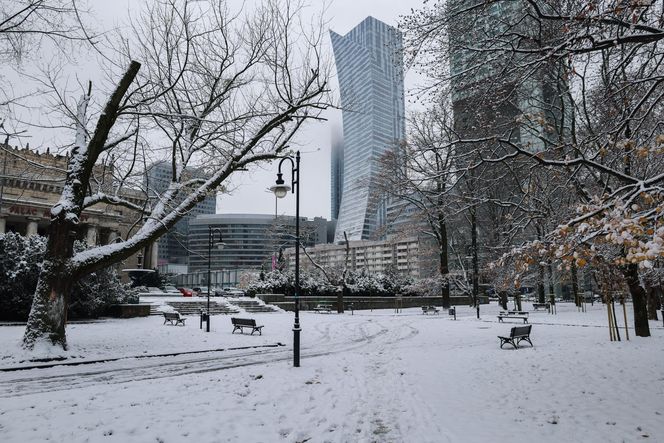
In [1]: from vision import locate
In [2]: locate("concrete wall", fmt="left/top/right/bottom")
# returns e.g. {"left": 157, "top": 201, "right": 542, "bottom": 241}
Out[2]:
{"left": 107, "top": 304, "right": 151, "bottom": 318}
{"left": 257, "top": 294, "right": 489, "bottom": 312}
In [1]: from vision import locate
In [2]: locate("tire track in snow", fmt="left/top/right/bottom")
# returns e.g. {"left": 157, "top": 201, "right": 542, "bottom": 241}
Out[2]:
{"left": 0, "top": 316, "right": 418, "bottom": 398}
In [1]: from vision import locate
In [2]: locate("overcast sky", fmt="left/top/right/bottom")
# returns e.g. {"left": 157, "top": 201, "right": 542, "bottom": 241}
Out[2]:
{"left": 216, "top": 0, "right": 425, "bottom": 220}
{"left": 13, "top": 0, "right": 426, "bottom": 220}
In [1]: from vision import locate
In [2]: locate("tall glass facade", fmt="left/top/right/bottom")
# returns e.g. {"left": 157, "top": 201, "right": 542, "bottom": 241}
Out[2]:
{"left": 330, "top": 127, "right": 344, "bottom": 220}
{"left": 448, "top": 0, "right": 571, "bottom": 152}
{"left": 330, "top": 16, "right": 405, "bottom": 242}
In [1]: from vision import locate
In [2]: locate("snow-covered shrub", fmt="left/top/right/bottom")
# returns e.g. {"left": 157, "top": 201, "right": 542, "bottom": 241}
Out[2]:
{"left": 246, "top": 270, "right": 294, "bottom": 296}
{"left": 0, "top": 233, "right": 46, "bottom": 320}
{"left": 246, "top": 268, "right": 419, "bottom": 298}
{"left": 0, "top": 233, "right": 132, "bottom": 320}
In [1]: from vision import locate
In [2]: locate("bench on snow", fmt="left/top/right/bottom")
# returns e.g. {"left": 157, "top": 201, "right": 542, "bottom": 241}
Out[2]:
{"left": 163, "top": 312, "right": 187, "bottom": 326}
{"left": 231, "top": 317, "right": 264, "bottom": 335}
{"left": 422, "top": 306, "right": 440, "bottom": 314}
{"left": 497, "top": 311, "right": 529, "bottom": 323}
{"left": 313, "top": 304, "right": 333, "bottom": 313}
{"left": 532, "top": 303, "right": 550, "bottom": 311}
{"left": 498, "top": 325, "right": 533, "bottom": 349}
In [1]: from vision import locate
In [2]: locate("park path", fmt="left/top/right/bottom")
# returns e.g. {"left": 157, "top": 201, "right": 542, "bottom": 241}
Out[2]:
{"left": 0, "top": 313, "right": 455, "bottom": 442}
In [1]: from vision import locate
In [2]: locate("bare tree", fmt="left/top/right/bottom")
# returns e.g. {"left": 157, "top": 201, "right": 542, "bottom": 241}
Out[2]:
{"left": 0, "top": 0, "right": 91, "bottom": 62}
{"left": 376, "top": 107, "right": 458, "bottom": 308}
{"left": 403, "top": 0, "right": 664, "bottom": 337}
{"left": 22, "top": 0, "right": 330, "bottom": 350}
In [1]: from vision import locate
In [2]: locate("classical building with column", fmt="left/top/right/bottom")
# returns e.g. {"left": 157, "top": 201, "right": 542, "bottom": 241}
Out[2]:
{"left": 0, "top": 144, "right": 156, "bottom": 269}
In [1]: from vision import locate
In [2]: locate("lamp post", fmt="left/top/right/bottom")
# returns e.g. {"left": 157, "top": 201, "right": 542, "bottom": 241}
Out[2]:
{"left": 207, "top": 226, "right": 225, "bottom": 332}
{"left": 270, "top": 151, "right": 301, "bottom": 367}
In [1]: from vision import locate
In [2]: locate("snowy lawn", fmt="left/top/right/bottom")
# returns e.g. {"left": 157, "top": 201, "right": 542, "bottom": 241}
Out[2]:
{"left": 1, "top": 302, "right": 663, "bottom": 442}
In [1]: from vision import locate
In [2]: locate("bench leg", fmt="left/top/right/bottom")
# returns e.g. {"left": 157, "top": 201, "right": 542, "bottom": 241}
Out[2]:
{"left": 517, "top": 337, "right": 533, "bottom": 347}
{"left": 499, "top": 338, "right": 518, "bottom": 349}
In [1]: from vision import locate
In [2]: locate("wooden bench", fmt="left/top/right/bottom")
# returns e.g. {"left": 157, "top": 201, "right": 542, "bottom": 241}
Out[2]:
{"left": 313, "top": 304, "right": 333, "bottom": 313}
{"left": 163, "top": 312, "right": 186, "bottom": 326}
{"left": 497, "top": 311, "right": 529, "bottom": 323}
{"left": 532, "top": 303, "right": 550, "bottom": 311}
{"left": 422, "top": 306, "right": 440, "bottom": 314}
{"left": 231, "top": 317, "right": 264, "bottom": 335}
{"left": 498, "top": 325, "right": 533, "bottom": 349}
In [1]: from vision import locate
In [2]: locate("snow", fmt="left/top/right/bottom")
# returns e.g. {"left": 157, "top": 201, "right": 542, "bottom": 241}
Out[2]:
{"left": 1, "top": 301, "right": 663, "bottom": 442}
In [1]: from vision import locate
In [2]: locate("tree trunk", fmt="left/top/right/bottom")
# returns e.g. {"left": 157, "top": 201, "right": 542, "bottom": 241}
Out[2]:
{"left": 337, "top": 286, "right": 345, "bottom": 314}
{"left": 571, "top": 261, "right": 579, "bottom": 306}
{"left": 439, "top": 220, "right": 450, "bottom": 309}
{"left": 499, "top": 291, "right": 508, "bottom": 310}
{"left": 22, "top": 61, "right": 141, "bottom": 351}
{"left": 470, "top": 206, "right": 479, "bottom": 318}
{"left": 22, "top": 222, "right": 75, "bottom": 349}
{"left": 624, "top": 263, "right": 650, "bottom": 337}
{"left": 547, "top": 262, "right": 555, "bottom": 298}
{"left": 537, "top": 265, "right": 546, "bottom": 304}
{"left": 645, "top": 283, "right": 658, "bottom": 321}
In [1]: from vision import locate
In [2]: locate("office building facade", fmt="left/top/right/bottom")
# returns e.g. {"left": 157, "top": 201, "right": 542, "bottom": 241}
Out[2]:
{"left": 145, "top": 161, "right": 216, "bottom": 266}
{"left": 283, "top": 236, "right": 435, "bottom": 279}
{"left": 187, "top": 213, "right": 328, "bottom": 273}
{"left": 330, "top": 16, "right": 405, "bottom": 242}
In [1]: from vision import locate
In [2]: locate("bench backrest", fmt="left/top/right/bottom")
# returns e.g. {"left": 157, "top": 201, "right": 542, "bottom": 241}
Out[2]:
{"left": 232, "top": 317, "right": 256, "bottom": 326}
{"left": 164, "top": 312, "right": 179, "bottom": 319}
{"left": 510, "top": 325, "right": 532, "bottom": 337}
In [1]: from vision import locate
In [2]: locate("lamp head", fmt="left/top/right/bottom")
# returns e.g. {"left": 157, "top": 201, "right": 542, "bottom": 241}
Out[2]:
{"left": 270, "top": 173, "right": 291, "bottom": 198}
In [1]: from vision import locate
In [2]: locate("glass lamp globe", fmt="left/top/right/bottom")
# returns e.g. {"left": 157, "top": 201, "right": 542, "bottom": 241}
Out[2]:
{"left": 270, "top": 184, "right": 291, "bottom": 199}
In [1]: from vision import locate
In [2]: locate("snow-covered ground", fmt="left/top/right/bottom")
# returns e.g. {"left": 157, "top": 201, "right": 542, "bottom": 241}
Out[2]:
{"left": 1, "top": 301, "right": 663, "bottom": 442}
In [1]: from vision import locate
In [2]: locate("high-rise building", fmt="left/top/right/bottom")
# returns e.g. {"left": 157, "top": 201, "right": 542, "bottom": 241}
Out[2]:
{"left": 448, "top": 0, "right": 571, "bottom": 151}
{"left": 330, "top": 126, "right": 344, "bottom": 221}
{"left": 330, "top": 16, "right": 405, "bottom": 243}
{"left": 145, "top": 161, "right": 216, "bottom": 266}
{"left": 447, "top": 1, "right": 572, "bottom": 296}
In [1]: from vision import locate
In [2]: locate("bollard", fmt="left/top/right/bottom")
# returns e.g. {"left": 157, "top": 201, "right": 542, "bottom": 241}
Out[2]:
{"left": 200, "top": 310, "right": 209, "bottom": 330}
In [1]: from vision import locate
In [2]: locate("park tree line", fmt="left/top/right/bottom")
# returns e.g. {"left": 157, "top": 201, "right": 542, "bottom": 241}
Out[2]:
{"left": 390, "top": 0, "right": 664, "bottom": 337}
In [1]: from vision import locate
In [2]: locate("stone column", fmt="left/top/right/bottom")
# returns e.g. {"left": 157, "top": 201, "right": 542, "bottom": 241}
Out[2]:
{"left": 86, "top": 225, "right": 98, "bottom": 246}
{"left": 26, "top": 218, "right": 39, "bottom": 236}
{"left": 150, "top": 241, "right": 159, "bottom": 269}
{"left": 0, "top": 216, "right": 6, "bottom": 234}
{"left": 107, "top": 230, "right": 120, "bottom": 244}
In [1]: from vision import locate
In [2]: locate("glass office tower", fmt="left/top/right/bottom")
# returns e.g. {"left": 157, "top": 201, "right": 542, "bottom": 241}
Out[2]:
{"left": 330, "top": 16, "right": 405, "bottom": 242}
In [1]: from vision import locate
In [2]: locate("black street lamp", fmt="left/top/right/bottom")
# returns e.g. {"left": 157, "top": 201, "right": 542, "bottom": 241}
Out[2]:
{"left": 270, "top": 151, "right": 301, "bottom": 367}
{"left": 207, "top": 226, "right": 225, "bottom": 332}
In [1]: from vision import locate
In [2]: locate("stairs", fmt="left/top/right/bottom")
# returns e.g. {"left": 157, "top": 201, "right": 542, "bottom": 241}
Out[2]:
{"left": 166, "top": 300, "right": 240, "bottom": 315}
{"left": 226, "top": 298, "right": 280, "bottom": 313}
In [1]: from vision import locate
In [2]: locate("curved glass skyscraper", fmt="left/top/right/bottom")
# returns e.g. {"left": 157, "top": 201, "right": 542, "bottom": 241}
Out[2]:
{"left": 330, "top": 16, "right": 405, "bottom": 242}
